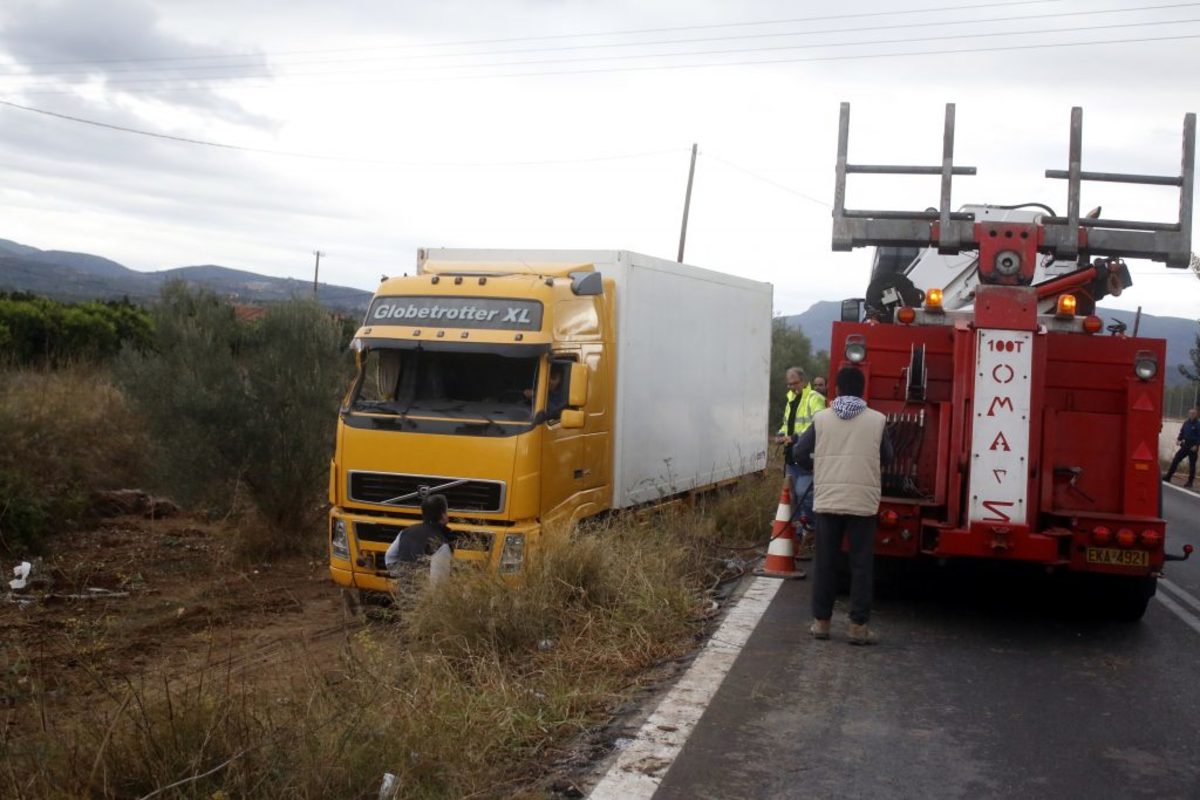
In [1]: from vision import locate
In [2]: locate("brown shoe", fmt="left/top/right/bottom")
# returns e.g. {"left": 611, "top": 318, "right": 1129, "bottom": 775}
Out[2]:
{"left": 847, "top": 623, "right": 878, "bottom": 646}
{"left": 809, "top": 619, "right": 831, "bottom": 640}
{"left": 794, "top": 533, "right": 815, "bottom": 562}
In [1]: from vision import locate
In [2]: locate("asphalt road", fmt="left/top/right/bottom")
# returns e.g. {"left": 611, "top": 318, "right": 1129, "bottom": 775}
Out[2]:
{"left": 653, "top": 486, "right": 1200, "bottom": 800}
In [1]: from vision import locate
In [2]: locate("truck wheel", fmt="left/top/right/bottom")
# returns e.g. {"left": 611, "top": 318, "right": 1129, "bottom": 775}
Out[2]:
{"left": 1106, "top": 575, "right": 1157, "bottom": 622}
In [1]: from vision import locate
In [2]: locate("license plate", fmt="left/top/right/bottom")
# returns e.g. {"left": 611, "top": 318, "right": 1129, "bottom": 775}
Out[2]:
{"left": 1086, "top": 547, "right": 1148, "bottom": 567}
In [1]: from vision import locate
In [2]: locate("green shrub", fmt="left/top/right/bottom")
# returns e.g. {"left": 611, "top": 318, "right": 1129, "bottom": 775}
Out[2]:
{"left": 117, "top": 282, "right": 351, "bottom": 551}
{"left": 0, "top": 292, "right": 152, "bottom": 366}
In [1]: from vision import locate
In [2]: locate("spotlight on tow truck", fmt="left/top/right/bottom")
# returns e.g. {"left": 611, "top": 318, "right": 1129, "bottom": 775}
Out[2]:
{"left": 1134, "top": 351, "right": 1158, "bottom": 381}
{"left": 845, "top": 334, "right": 867, "bottom": 364}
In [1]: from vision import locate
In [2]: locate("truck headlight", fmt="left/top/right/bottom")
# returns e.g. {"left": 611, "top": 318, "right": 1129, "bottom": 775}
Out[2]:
{"left": 331, "top": 518, "right": 350, "bottom": 560}
{"left": 1134, "top": 351, "right": 1158, "bottom": 381}
{"left": 499, "top": 534, "right": 525, "bottom": 574}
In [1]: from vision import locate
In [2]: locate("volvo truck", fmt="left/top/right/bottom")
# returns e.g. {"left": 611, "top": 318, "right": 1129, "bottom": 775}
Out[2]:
{"left": 328, "top": 249, "right": 772, "bottom": 592}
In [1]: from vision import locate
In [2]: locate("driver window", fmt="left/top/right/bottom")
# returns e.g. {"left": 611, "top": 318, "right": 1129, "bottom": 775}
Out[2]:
{"left": 544, "top": 356, "right": 576, "bottom": 423}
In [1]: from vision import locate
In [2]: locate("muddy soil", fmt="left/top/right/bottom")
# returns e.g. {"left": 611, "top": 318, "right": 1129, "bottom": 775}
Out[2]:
{"left": 1, "top": 515, "right": 351, "bottom": 733}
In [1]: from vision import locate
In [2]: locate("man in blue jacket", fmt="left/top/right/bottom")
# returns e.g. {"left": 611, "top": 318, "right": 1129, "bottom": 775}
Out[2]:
{"left": 1164, "top": 407, "right": 1200, "bottom": 488}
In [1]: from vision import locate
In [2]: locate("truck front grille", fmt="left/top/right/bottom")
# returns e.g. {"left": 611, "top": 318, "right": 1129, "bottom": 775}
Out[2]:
{"left": 354, "top": 522, "right": 493, "bottom": 557}
{"left": 348, "top": 472, "right": 505, "bottom": 513}
{"left": 354, "top": 522, "right": 405, "bottom": 544}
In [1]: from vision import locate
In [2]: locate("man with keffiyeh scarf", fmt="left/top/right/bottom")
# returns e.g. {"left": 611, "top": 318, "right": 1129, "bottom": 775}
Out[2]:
{"left": 791, "top": 366, "right": 893, "bottom": 645}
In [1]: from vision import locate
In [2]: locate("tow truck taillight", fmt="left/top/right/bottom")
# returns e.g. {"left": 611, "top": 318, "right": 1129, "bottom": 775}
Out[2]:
{"left": 897, "top": 306, "right": 916, "bottom": 324}
{"left": 1139, "top": 530, "right": 1162, "bottom": 548}
{"left": 1082, "top": 315, "right": 1102, "bottom": 334}
{"left": 1116, "top": 528, "right": 1137, "bottom": 548}
{"left": 1092, "top": 526, "right": 1113, "bottom": 545}
{"left": 880, "top": 509, "right": 899, "bottom": 527}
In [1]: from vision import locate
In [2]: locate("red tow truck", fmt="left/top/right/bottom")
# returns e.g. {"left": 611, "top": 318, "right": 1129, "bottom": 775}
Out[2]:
{"left": 827, "top": 103, "right": 1195, "bottom": 620}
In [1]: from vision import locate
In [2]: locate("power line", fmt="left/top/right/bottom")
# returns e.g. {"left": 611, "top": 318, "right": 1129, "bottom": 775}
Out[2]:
{"left": 9, "top": 29, "right": 1200, "bottom": 97}
{"left": 389, "top": 31, "right": 1200, "bottom": 82}
{"left": 0, "top": 98, "right": 686, "bottom": 167}
{"left": 5, "top": 0, "right": 1070, "bottom": 68}
{"left": 8, "top": 14, "right": 1199, "bottom": 91}
{"left": 702, "top": 152, "right": 831, "bottom": 210}
{"left": 2, "top": 1, "right": 1183, "bottom": 78}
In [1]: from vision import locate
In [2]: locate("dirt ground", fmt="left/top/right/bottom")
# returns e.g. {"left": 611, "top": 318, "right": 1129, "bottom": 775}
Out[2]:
{"left": 0, "top": 512, "right": 351, "bottom": 734}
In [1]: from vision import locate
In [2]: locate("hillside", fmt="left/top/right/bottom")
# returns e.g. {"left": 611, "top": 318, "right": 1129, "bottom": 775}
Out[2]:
{"left": 783, "top": 300, "right": 1198, "bottom": 385}
{"left": 0, "top": 238, "right": 373, "bottom": 314}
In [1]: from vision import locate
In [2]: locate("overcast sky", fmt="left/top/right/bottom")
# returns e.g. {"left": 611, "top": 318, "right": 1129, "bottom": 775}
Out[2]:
{"left": 1, "top": 0, "right": 1199, "bottom": 318}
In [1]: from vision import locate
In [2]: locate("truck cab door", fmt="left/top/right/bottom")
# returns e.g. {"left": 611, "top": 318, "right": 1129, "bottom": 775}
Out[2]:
{"left": 540, "top": 356, "right": 588, "bottom": 518}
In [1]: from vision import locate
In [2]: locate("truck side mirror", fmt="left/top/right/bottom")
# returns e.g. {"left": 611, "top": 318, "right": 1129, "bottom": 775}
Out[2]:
{"left": 568, "top": 362, "right": 589, "bottom": 407}
{"left": 560, "top": 408, "right": 585, "bottom": 429}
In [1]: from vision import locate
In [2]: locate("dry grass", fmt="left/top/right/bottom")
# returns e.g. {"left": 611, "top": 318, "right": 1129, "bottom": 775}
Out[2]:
{"left": 2, "top": 471, "right": 777, "bottom": 799}
{"left": 0, "top": 364, "right": 150, "bottom": 553}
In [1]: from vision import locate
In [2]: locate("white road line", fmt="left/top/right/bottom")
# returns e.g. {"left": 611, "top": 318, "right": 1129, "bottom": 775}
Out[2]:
{"left": 588, "top": 576, "right": 783, "bottom": 800}
{"left": 1163, "top": 481, "right": 1198, "bottom": 499}
{"left": 1159, "top": 579, "right": 1200, "bottom": 616}
{"left": 1155, "top": 591, "right": 1200, "bottom": 636}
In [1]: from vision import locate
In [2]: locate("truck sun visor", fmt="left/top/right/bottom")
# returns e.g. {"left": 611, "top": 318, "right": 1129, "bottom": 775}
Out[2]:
{"left": 355, "top": 339, "right": 550, "bottom": 356}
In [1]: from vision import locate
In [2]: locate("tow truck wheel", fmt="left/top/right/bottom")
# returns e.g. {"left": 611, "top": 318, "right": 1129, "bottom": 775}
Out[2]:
{"left": 1102, "top": 575, "right": 1158, "bottom": 623}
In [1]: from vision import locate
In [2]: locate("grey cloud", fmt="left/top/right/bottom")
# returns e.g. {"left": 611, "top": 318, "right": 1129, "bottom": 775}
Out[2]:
{"left": 0, "top": 0, "right": 274, "bottom": 127}
{"left": 0, "top": 96, "right": 351, "bottom": 234}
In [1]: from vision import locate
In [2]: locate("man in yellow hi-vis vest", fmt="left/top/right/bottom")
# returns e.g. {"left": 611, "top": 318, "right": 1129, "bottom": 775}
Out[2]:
{"left": 774, "top": 367, "right": 826, "bottom": 557}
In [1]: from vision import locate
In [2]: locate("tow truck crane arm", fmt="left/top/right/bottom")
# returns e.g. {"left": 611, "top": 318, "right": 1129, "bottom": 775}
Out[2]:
{"left": 833, "top": 103, "right": 1195, "bottom": 283}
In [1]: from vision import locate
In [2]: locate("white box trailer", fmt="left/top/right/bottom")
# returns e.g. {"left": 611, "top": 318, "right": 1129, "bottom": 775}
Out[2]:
{"left": 417, "top": 248, "right": 772, "bottom": 508}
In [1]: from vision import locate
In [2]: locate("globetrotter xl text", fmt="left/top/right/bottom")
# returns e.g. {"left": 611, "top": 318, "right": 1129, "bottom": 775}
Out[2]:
{"left": 365, "top": 296, "right": 543, "bottom": 331}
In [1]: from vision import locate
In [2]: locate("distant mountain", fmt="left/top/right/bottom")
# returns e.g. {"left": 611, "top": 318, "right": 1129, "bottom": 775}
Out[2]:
{"left": 0, "top": 238, "right": 372, "bottom": 314}
{"left": 782, "top": 301, "right": 1198, "bottom": 386}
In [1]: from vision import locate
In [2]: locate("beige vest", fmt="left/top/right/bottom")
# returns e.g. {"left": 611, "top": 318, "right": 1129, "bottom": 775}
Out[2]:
{"left": 812, "top": 406, "right": 886, "bottom": 517}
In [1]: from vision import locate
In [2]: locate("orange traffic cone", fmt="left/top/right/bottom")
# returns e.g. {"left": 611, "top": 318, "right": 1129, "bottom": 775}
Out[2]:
{"left": 756, "top": 480, "right": 806, "bottom": 579}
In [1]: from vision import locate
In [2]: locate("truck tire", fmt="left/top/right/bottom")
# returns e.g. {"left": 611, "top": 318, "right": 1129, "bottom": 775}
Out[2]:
{"left": 1105, "top": 575, "right": 1157, "bottom": 623}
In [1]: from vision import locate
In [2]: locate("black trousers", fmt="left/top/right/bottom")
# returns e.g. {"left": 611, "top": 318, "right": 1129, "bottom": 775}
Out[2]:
{"left": 1165, "top": 444, "right": 1198, "bottom": 484}
{"left": 812, "top": 512, "right": 877, "bottom": 625}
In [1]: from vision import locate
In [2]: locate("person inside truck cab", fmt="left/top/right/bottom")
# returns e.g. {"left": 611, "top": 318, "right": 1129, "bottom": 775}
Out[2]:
{"left": 524, "top": 366, "right": 567, "bottom": 422}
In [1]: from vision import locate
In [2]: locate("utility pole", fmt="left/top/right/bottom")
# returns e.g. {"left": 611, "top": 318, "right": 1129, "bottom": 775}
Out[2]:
{"left": 312, "top": 250, "right": 325, "bottom": 298}
{"left": 677, "top": 143, "right": 698, "bottom": 263}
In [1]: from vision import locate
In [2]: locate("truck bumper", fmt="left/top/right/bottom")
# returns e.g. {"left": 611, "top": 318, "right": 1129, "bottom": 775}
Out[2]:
{"left": 327, "top": 508, "right": 540, "bottom": 593}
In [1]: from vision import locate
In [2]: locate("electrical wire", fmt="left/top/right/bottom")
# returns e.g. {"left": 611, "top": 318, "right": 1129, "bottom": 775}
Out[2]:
{"left": 2, "top": 2, "right": 1188, "bottom": 77}
{"left": 7, "top": 13, "right": 1199, "bottom": 89}
{"left": 0, "top": 97, "right": 687, "bottom": 167}
{"left": 5, "top": 0, "right": 1073, "bottom": 68}
{"left": 702, "top": 152, "right": 831, "bottom": 209}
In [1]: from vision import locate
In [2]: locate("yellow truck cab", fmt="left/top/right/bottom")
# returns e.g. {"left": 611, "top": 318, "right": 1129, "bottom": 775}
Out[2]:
{"left": 328, "top": 249, "right": 771, "bottom": 593}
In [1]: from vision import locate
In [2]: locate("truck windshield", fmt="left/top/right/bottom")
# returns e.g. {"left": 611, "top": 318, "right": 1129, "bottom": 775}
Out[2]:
{"left": 349, "top": 346, "right": 539, "bottom": 436}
